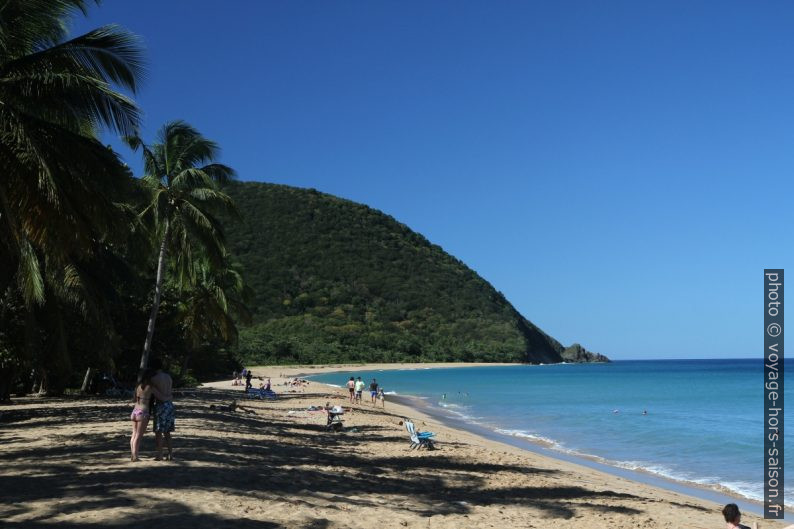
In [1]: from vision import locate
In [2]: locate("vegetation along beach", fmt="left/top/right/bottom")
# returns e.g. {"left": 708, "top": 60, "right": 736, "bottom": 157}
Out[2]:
{"left": 0, "top": 1, "right": 789, "bottom": 528}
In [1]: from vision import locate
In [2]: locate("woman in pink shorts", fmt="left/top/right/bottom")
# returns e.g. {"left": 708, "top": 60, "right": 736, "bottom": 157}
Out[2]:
{"left": 130, "top": 369, "right": 158, "bottom": 461}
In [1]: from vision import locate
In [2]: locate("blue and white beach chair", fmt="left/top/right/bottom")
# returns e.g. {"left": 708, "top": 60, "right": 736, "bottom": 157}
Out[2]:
{"left": 404, "top": 418, "right": 436, "bottom": 450}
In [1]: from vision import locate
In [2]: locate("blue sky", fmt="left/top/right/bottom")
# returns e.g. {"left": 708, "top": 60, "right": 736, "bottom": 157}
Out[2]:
{"left": 73, "top": 1, "right": 793, "bottom": 360}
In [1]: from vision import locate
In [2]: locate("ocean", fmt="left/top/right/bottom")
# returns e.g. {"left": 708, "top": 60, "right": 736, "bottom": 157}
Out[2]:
{"left": 308, "top": 359, "right": 791, "bottom": 508}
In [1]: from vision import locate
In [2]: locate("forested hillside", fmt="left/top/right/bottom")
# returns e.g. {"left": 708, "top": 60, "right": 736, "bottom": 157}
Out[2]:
{"left": 222, "top": 181, "right": 608, "bottom": 365}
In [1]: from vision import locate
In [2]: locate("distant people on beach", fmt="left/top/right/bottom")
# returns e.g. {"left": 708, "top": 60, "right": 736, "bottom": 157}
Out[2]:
{"left": 280, "top": 377, "right": 308, "bottom": 392}
{"left": 150, "top": 358, "right": 175, "bottom": 461}
{"left": 354, "top": 377, "right": 365, "bottom": 404}
{"left": 377, "top": 387, "right": 385, "bottom": 408}
{"left": 232, "top": 371, "right": 242, "bottom": 386}
{"left": 346, "top": 377, "right": 355, "bottom": 403}
{"left": 245, "top": 370, "right": 253, "bottom": 391}
{"left": 369, "top": 378, "right": 379, "bottom": 404}
{"left": 721, "top": 503, "right": 750, "bottom": 529}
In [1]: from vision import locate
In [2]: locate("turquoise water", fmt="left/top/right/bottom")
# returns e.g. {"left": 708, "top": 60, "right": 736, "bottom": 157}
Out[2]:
{"left": 309, "top": 359, "right": 791, "bottom": 506}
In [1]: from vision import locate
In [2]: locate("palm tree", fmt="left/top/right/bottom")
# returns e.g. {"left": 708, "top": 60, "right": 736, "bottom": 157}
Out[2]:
{"left": 127, "top": 121, "right": 237, "bottom": 374}
{"left": 0, "top": 0, "right": 144, "bottom": 305}
{"left": 0, "top": 0, "right": 144, "bottom": 395}
{"left": 177, "top": 256, "right": 252, "bottom": 373}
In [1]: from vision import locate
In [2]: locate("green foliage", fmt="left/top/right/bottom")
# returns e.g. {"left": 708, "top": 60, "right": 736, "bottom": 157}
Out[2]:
{"left": 0, "top": 6, "right": 249, "bottom": 398}
{"left": 222, "top": 182, "right": 571, "bottom": 365}
{"left": 0, "top": 0, "right": 146, "bottom": 396}
{"left": 0, "top": 0, "right": 144, "bottom": 305}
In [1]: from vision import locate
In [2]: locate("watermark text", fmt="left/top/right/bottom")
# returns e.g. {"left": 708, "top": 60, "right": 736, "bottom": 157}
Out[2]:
{"left": 765, "top": 269, "right": 784, "bottom": 519}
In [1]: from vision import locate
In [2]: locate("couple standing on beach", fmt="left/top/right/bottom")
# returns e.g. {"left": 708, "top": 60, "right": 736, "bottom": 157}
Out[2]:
{"left": 130, "top": 358, "right": 176, "bottom": 462}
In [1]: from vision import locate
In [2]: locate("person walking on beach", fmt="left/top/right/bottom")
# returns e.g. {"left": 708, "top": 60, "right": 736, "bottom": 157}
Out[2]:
{"left": 377, "top": 387, "right": 385, "bottom": 408}
{"left": 150, "top": 358, "right": 175, "bottom": 461}
{"left": 245, "top": 370, "right": 253, "bottom": 391}
{"left": 354, "top": 377, "right": 365, "bottom": 404}
{"left": 129, "top": 368, "right": 155, "bottom": 462}
{"left": 369, "top": 378, "right": 379, "bottom": 405}
{"left": 346, "top": 377, "right": 355, "bottom": 403}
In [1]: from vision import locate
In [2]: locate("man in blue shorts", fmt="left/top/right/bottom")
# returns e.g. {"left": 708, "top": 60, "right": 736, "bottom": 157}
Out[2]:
{"left": 369, "top": 378, "right": 379, "bottom": 405}
{"left": 150, "top": 358, "right": 175, "bottom": 461}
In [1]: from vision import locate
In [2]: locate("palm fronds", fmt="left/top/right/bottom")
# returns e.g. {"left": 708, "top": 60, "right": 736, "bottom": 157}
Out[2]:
{"left": 0, "top": 0, "right": 145, "bottom": 307}
{"left": 131, "top": 120, "right": 242, "bottom": 371}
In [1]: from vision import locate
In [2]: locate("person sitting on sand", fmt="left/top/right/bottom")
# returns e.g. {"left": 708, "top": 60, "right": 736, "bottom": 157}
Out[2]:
{"left": 722, "top": 503, "right": 750, "bottom": 529}
{"left": 346, "top": 377, "right": 355, "bottom": 403}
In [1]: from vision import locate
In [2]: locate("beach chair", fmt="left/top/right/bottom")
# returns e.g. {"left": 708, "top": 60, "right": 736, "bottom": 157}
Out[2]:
{"left": 404, "top": 419, "right": 435, "bottom": 450}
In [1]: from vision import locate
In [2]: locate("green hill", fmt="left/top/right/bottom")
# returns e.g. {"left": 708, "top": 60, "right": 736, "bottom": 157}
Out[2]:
{"left": 222, "top": 181, "right": 608, "bottom": 365}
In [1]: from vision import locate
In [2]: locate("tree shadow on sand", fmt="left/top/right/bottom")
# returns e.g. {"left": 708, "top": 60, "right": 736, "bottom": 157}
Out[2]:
{"left": 0, "top": 389, "right": 655, "bottom": 526}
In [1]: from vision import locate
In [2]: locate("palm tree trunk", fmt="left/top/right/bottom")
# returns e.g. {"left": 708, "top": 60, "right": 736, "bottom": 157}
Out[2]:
{"left": 139, "top": 222, "right": 170, "bottom": 378}
{"left": 37, "top": 370, "right": 48, "bottom": 396}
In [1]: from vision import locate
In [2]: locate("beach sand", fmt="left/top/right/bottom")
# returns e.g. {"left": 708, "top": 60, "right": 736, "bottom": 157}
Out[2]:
{"left": 0, "top": 363, "right": 783, "bottom": 528}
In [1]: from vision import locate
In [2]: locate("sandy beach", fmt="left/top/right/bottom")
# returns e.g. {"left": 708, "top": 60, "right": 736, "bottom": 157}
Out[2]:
{"left": 0, "top": 363, "right": 783, "bottom": 528}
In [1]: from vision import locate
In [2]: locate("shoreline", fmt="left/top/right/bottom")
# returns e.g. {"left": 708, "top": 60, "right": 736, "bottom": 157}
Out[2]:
{"left": 393, "top": 393, "right": 777, "bottom": 519}
{"left": 256, "top": 362, "right": 787, "bottom": 522}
